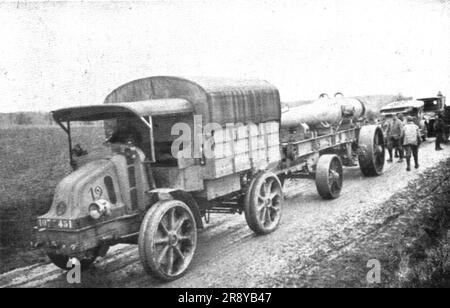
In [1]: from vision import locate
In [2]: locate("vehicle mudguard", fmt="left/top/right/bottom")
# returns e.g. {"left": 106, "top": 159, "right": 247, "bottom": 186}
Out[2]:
{"left": 146, "top": 188, "right": 204, "bottom": 229}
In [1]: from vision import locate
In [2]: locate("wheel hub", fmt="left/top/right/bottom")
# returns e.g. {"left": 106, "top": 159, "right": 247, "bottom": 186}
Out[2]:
{"left": 376, "top": 145, "right": 383, "bottom": 154}
{"left": 330, "top": 170, "right": 340, "bottom": 183}
{"left": 168, "top": 233, "right": 178, "bottom": 246}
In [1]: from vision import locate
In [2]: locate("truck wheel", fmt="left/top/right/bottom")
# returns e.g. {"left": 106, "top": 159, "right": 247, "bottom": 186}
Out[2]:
{"left": 47, "top": 246, "right": 105, "bottom": 271}
{"left": 138, "top": 200, "right": 197, "bottom": 281}
{"left": 244, "top": 172, "right": 283, "bottom": 235}
{"left": 315, "top": 154, "right": 343, "bottom": 200}
{"left": 358, "top": 125, "right": 385, "bottom": 176}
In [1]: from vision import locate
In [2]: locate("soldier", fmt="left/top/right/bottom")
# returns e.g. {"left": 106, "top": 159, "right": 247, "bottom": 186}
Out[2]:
{"left": 396, "top": 113, "right": 406, "bottom": 158}
{"left": 402, "top": 116, "right": 421, "bottom": 171}
{"left": 398, "top": 112, "right": 407, "bottom": 125}
{"left": 434, "top": 113, "right": 445, "bottom": 151}
{"left": 386, "top": 113, "right": 404, "bottom": 163}
{"left": 381, "top": 115, "right": 391, "bottom": 141}
{"left": 109, "top": 122, "right": 142, "bottom": 145}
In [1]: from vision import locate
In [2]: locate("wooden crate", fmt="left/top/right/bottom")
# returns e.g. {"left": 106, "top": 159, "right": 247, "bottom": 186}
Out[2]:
{"left": 198, "top": 174, "right": 241, "bottom": 200}
{"left": 203, "top": 121, "right": 280, "bottom": 179}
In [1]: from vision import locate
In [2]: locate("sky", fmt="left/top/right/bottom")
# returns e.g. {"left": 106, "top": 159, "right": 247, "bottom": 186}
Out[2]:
{"left": 0, "top": 0, "right": 449, "bottom": 112}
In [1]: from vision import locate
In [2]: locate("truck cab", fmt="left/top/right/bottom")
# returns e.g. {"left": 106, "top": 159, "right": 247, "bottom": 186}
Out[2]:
{"left": 417, "top": 92, "right": 446, "bottom": 137}
{"left": 35, "top": 99, "right": 200, "bottom": 274}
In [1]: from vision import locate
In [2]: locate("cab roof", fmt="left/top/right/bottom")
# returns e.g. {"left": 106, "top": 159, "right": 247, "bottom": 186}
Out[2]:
{"left": 52, "top": 98, "right": 193, "bottom": 122}
{"left": 417, "top": 97, "right": 443, "bottom": 101}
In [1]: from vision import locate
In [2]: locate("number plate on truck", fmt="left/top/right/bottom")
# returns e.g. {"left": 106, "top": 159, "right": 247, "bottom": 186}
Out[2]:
{"left": 38, "top": 218, "right": 73, "bottom": 229}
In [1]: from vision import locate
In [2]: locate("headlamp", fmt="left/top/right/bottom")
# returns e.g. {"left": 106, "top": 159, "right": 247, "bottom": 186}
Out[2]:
{"left": 89, "top": 199, "right": 111, "bottom": 220}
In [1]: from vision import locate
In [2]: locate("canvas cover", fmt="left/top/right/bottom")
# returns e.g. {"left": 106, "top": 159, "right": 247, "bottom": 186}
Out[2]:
{"left": 104, "top": 76, "right": 281, "bottom": 125}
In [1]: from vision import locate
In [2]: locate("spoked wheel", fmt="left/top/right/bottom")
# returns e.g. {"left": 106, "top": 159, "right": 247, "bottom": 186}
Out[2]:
{"left": 315, "top": 154, "right": 343, "bottom": 199}
{"left": 138, "top": 200, "right": 197, "bottom": 281}
{"left": 47, "top": 246, "right": 106, "bottom": 271}
{"left": 244, "top": 172, "right": 283, "bottom": 235}
{"left": 358, "top": 125, "right": 385, "bottom": 176}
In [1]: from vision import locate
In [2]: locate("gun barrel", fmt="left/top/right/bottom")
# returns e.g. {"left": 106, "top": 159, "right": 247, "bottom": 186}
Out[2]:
{"left": 281, "top": 96, "right": 365, "bottom": 128}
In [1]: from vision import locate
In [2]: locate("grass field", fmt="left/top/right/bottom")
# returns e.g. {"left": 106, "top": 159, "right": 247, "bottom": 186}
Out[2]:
{"left": 0, "top": 126, "right": 104, "bottom": 250}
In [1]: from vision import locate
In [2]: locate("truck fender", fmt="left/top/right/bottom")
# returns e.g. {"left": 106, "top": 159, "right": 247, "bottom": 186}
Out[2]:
{"left": 146, "top": 188, "right": 204, "bottom": 229}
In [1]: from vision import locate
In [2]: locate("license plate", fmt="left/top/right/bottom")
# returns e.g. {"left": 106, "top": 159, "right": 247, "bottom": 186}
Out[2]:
{"left": 38, "top": 218, "right": 73, "bottom": 229}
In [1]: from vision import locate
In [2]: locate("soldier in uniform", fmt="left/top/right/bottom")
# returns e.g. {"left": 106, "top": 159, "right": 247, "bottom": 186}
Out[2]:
{"left": 398, "top": 112, "right": 407, "bottom": 125}
{"left": 402, "top": 116, "right": 421, "bottom": 171}
{"left": 434, "top": 113, "right": 445, "bottom": 151}
{"left": 396, "top": 113, "right": 406, "bottom": 158}
{"left": 386, "top": 113, "right": 404, "bottom": 163}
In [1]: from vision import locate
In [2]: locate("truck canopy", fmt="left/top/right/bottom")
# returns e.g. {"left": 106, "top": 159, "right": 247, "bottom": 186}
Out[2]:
{"left": 52, "top": 98, "right": 193, "bottom": 122}
{"left": 104, "top": 76, "right": 281, "bottom": 125}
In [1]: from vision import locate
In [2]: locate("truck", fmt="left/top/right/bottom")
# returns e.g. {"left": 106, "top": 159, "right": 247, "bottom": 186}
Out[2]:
{"left": 417, "top": 92, "right": 447, "bottom": 138}
{"left": 380, "top": 99, "right": 427, "bottom": 141}
{"left": 35, "top": 76, "right": 385, "bottom": 281}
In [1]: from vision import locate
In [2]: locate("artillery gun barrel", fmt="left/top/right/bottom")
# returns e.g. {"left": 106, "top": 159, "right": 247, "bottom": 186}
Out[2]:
{"left": 280, "top": 95, "right": 365, "bottom": 128}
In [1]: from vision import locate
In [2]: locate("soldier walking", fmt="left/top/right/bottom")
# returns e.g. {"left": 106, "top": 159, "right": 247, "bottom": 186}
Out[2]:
{"left": 435, "top": 113, "right": 445, "bottom": 151}
{"left": 402, "top": 116, "right": 421, "bottom": 171}
{"left": 386, "top": 113, "right": 404, "bottom": 163}
{"left": 396, "top": 113, "right": 406, "bottom": 158}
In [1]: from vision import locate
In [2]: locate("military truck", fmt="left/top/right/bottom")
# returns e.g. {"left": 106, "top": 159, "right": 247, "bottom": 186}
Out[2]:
{"left": 35, "top": 77, "right": 385, "bottom": 281}
{"left": 417, "top": 92, "right": 446, "bottom": 137}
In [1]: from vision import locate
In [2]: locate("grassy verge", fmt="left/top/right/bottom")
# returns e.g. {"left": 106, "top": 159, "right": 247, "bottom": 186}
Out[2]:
{"left": 0, "top": 126, "right": 103, "bottom": 273}
{"left": 364, "top": 158, "right": 450, "bottom": 287}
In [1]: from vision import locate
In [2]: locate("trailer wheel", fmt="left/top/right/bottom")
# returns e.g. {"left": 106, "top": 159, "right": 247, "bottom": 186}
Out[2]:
{"left": 244, "top": 172, "right": 283, "bottom": 235}
{"left": 315, "top": 154, "right": 343, "bottom": 199}
{"left": 138, "top": 200, "right": 197, "bottom": 281}
{"left": 47, "top": 246, "right": 106, "bottom": 271}
{"left": 358, "top": 125, "right": 385, "bottom": 176}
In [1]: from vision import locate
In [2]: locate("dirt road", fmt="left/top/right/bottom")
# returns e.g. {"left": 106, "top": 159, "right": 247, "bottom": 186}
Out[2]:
{"left": 1, "top": 140, "right": 449, "bottom": 288}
